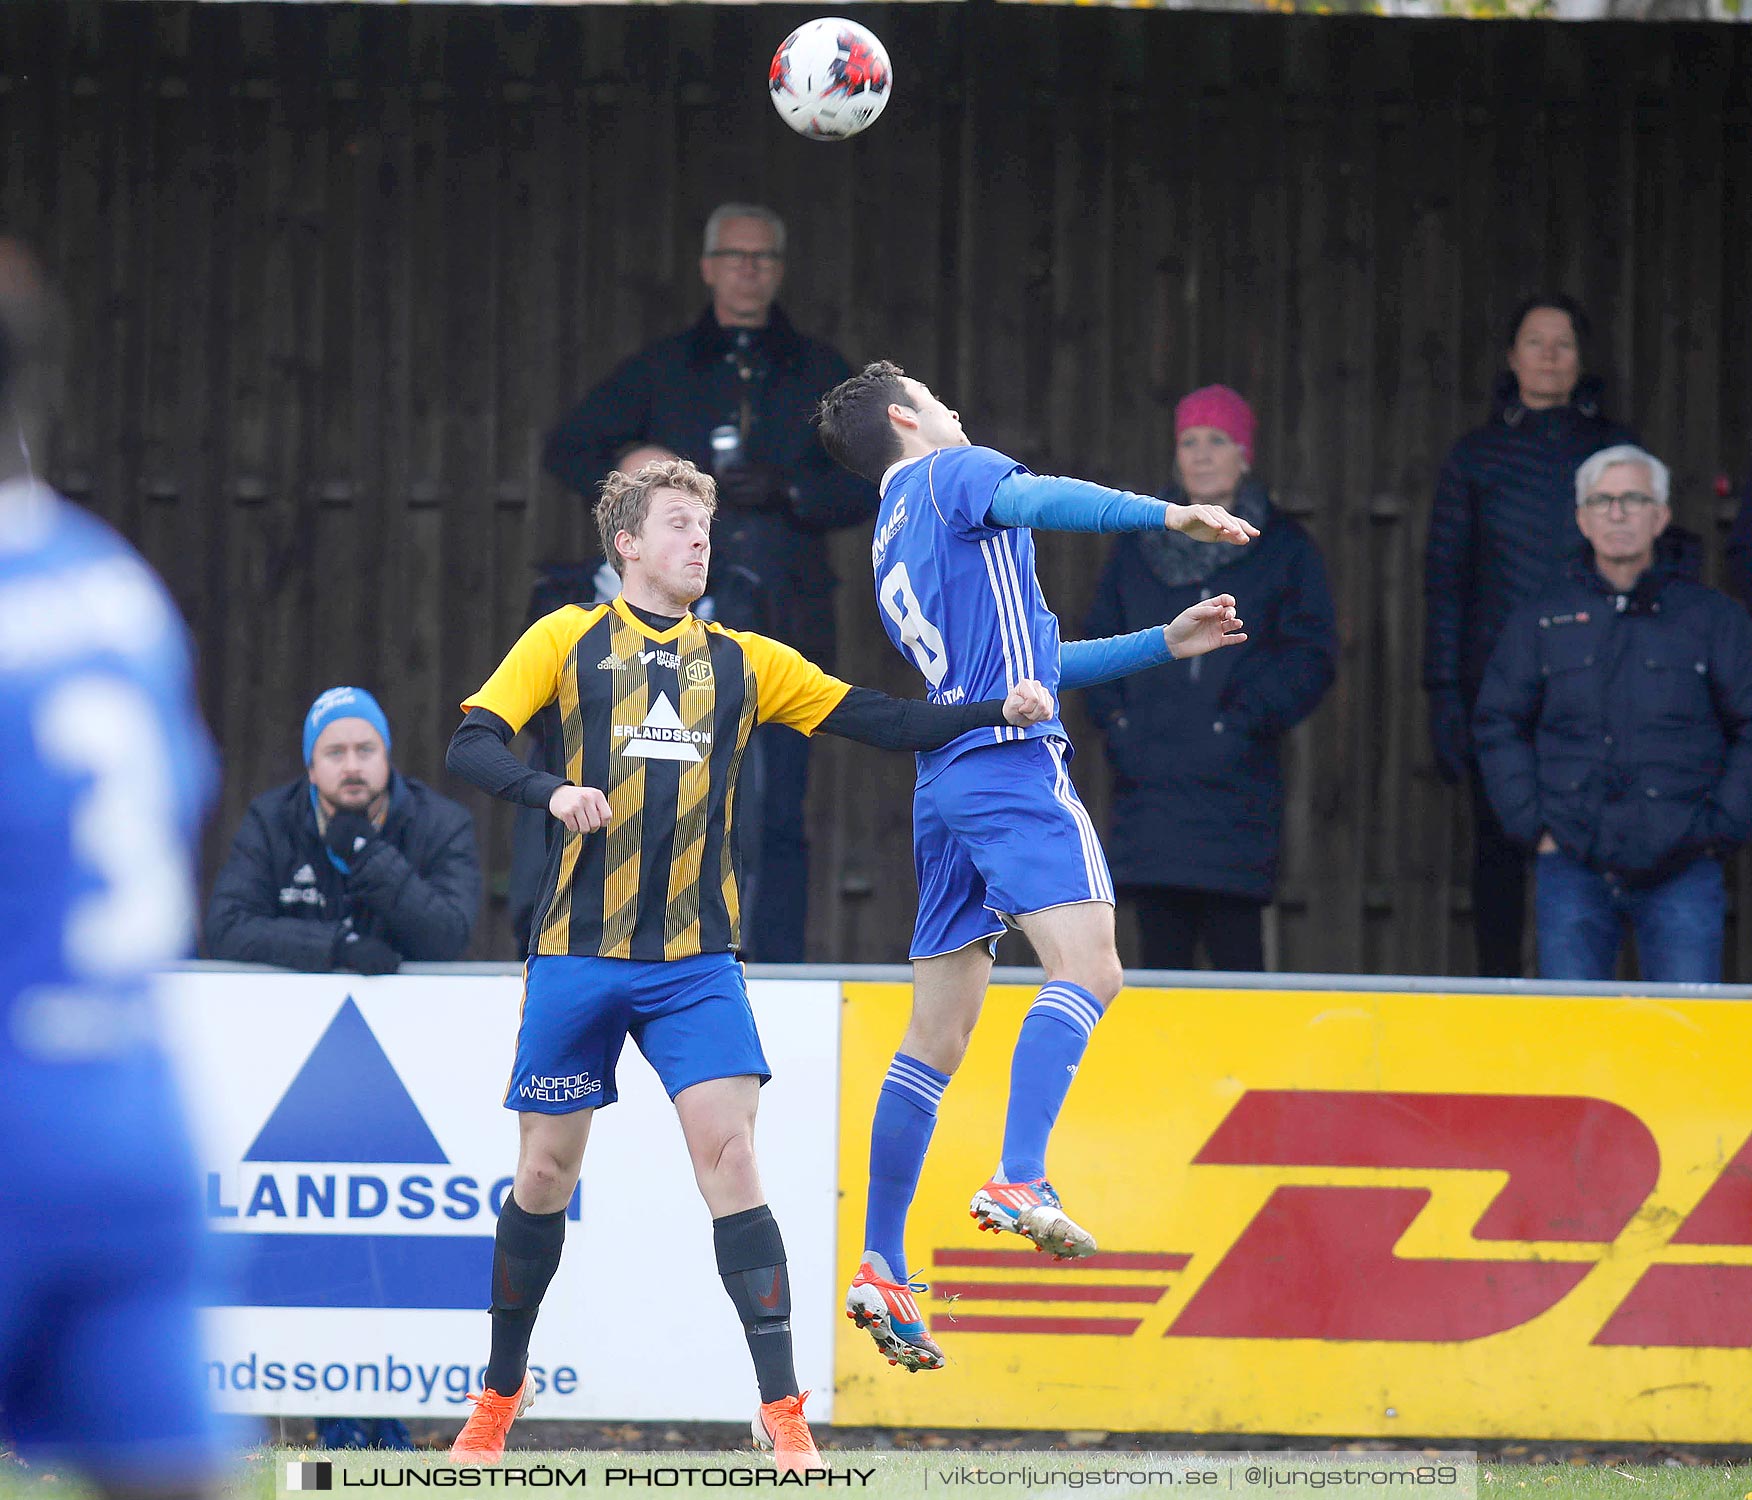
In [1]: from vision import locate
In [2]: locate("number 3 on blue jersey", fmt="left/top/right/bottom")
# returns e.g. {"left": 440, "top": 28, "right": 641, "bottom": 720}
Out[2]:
{"left": 35, "top": 674, "right": 194, "bottom": 977}
{"left": 879, "top": 561, "right": 950, "bottom": 689}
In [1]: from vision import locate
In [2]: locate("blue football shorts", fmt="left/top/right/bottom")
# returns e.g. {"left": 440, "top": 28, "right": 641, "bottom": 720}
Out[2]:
{"left": 910, "top": 736, "right": 1116, "bottom": 960}
{"left": 0, "top": 1059, "right": 223, "bottom": 1484}
{"left": 505, "top": 950, "right": 771, "bottom": 1113}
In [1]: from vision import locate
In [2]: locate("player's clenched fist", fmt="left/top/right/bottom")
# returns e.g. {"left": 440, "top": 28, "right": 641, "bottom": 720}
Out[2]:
{"left": 1003, "top": 678, "right": 1055, "bottom": 726}
{"left": 1164, "top": 501, "right": 1260, "bottom": 546}
{"left": 548, "top": 784, "right": 613, "bottom": 833}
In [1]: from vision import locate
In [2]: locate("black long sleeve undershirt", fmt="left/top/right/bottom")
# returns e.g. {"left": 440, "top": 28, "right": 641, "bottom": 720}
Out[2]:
{"left": 447, "top": 708, "right": 567, "bottom": 808}
{"left": 816, "top": 687, "right": 1009, "bottom": 750}
{"left": 446, "top": 689, "right": 1012, "bottom": 807}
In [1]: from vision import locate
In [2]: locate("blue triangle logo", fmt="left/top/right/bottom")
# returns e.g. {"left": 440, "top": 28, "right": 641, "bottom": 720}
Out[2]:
{"left": 244, "top": 998, "right": 448, "bottom": 1164}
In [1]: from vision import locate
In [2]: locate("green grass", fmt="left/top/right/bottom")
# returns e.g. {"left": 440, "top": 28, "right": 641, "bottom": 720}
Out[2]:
{"left": 3, "top": 1453, "right": 1750, "bottom": 1500}
{"left": 1480, "top": 1465, "right": 1752, "bottom": 1499}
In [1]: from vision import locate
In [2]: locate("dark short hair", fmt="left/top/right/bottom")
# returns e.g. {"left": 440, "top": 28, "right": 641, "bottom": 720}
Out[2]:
{"left": 1505, "top": 293, "right": 1592, "bottom": 352}
{"left": 816, "top": 360, "right": 911, "bottom": 485}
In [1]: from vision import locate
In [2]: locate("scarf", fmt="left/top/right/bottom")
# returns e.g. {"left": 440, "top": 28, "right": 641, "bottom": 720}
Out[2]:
{"left": 1135, "top": 480, "right": 1272, "bottom": 590}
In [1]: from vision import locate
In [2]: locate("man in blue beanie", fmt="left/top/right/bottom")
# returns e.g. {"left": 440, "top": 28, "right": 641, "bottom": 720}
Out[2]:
{"left": 205, "top": 684, "right": 481, "bottom": 977}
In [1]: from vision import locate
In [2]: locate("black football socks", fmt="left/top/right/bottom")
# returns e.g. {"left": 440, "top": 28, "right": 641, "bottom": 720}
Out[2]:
{"left": 713, "top": 1204, "right": 798, "bottom": 1404}
{"left": 485, "top": 1195, "right": 567, "bottom": 1397}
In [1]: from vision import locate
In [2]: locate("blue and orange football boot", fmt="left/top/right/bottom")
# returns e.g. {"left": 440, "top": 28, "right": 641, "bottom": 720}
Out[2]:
{"left": 969, "top": 1176, "right": 1097, "bottom": 1259}
{"left": 845, "top": 1260, "right": 946, "bottom": 1372}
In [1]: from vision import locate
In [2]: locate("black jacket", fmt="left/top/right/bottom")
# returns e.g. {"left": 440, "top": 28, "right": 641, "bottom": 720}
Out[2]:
{"left": 1083, "top": 487, "right": 1338, "bottom": 903}
{"left": 1725, "top": 466, "right": 1752, "bottom": 609}
{"left": 542, "top": 305, "right": 876, "bottom": 659}
{"left": 1424, "top": 373, "right": 1637, "bottom": 700}
{"left": 1474, "top": 540, "right": 1752, "bottom": 884}
{"left": 205, "top": 773, "right": 481, "bottom": 968}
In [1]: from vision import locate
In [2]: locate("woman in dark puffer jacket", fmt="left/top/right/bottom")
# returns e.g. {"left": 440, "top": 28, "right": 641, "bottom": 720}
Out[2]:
{"left": 1422, "top": 294, "right": 1637, "bottom": 976}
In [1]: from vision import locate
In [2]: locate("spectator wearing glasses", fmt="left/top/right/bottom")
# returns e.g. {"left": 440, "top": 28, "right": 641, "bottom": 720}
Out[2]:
{"left": 1473, "top": 445, "right": 1752, "bottom": 983}
{"left": 540, "top": 204, "right": 876, "bottom": 962}
{"left": 1423, "top": 294, "right": 1636, "bottom": 976}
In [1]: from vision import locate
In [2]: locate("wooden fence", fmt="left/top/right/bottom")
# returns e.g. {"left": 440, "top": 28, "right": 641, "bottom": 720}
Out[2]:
{"left": 4, "top": 0, "right": 1748, "bottom": 974}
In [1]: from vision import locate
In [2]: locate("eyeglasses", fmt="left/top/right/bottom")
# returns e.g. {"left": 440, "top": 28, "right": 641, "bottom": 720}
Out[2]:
{"left": 1579, "top": 491, "right": 1659, "bottom": 514}
{"left": 704, "top": 250, "right": 783, "bottom": 269}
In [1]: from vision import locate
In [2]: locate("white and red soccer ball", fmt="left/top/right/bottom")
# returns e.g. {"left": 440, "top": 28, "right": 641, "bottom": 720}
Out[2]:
{"left": 768, "top": 18, "right": 892, "bottom": 142}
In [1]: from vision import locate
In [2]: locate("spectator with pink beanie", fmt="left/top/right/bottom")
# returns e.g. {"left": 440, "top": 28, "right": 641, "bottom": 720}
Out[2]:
{"left": 1083, "top": 385, "right": 1337, "bottom": 971}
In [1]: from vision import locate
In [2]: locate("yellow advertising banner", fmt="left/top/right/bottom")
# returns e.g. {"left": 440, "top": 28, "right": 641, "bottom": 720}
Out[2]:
{"left": 834, "top": 982, "right": 1752, "bottom": 1439}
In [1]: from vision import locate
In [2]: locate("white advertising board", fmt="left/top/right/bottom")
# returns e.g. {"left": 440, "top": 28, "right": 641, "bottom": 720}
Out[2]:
{"left": 157, "top": 971, "right": 841, "bottom": 1422}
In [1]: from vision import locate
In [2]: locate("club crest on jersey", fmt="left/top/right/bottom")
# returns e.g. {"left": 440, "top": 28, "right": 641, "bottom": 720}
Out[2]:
{"left": 686, "top": 660, "right": 712, "bottom": 685}
{"left": 614, "top": 693, "right": 711, "bottom": 762}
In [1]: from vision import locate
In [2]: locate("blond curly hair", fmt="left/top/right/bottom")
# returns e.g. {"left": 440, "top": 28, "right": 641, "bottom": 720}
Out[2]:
{"left": 595, "top": 458, "right": 717, "bottom": 576}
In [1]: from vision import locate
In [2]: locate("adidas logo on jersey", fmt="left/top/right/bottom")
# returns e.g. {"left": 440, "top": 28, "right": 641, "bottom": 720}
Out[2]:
{"left": 596, "top": 653, "right": 624, "bottom": 671}
{"left": 613, "top": 693, "right": 712, "bottom": 762}
{"left": 279, "top": 864, "right": 326, "bottom": 909}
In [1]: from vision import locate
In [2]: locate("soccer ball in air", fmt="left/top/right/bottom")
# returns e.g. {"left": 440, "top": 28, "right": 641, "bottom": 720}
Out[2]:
{"left": 768, "top": 18, "right": 892, "bottom": 142}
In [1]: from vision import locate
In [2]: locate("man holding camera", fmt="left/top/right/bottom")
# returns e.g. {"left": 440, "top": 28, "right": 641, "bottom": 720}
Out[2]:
{"left": 542, "top": 203, "right": 875, "bottom": 961}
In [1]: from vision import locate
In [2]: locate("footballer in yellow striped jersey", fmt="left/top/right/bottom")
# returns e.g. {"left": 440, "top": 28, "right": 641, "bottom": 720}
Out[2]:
{"left": 442, "top": 458, "right": 1053, "bottom": 1468}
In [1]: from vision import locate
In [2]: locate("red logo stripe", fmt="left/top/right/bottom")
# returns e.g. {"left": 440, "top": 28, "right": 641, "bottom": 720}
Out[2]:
{"left": 1668, "top": 1130, "right": 1752, "bottom": 1245}
{"left": 1168, "top": 1186, "right": 1593, "bottom": 1342}
{"left": 1194, "top": 1091, "right": 1656, "bottom": 1242}
{"left": 935, "top": 1281, "right": 1166, "bottom": 1304}
{"left": 934, "top": 1250, "right": 1191, "bottom": 1272}
{"left": 1593, "top": 1265, "right": 1752, "bottom": 1347}
{"left": 940, "top": 1315, "right": 1142, "bottom": 1336}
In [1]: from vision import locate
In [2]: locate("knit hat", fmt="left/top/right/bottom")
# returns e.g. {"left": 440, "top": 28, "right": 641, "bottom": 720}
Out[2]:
{"left": 1174, "top": 384, "right": 1256, "bottom": 465}
{"left": 303, "top": 686, "right": 392, "bottom": 765}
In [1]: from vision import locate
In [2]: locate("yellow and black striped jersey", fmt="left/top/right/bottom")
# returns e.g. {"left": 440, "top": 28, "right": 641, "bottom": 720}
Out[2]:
{"left": 464, "top": 597, "right": 851, "bottom": 961}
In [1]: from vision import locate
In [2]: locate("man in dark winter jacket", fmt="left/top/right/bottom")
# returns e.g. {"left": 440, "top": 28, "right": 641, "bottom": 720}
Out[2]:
{"left": 205, "top": 691, "right": 478, "bottom": 1455}
{"left": 206, "top": 685, "right": 481, "bottom": 975}
{"left": 541, "top": 204, "right": 876, "bottom": 962}
{"left": 1474, "top": 446, "right": 1752, "bottom": 983}
{"left": 1085, "top": 385, "right": 1337, "bottom": 971}
{"left": 1423, "top": 294, "right": 1637, "bottom": 976}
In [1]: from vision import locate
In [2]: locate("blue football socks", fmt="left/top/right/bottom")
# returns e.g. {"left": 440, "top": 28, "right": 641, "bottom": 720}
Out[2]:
{"left": 999, "top": 981, "right": 1105, "bottom": 1184}
{"left": 864, "top": 1052, "right": 950, "bottom": 1282}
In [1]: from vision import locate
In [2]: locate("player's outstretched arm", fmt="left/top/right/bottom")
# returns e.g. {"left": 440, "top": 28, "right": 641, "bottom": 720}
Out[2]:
{"left": 986, "top": 471, "right": 1258, "bottom": 546}
{"left": 1059, "top": 596, "right": 1247, "bottom": 690}
{"left": 814, "top": 680, "right": 1054, "bottom": 751}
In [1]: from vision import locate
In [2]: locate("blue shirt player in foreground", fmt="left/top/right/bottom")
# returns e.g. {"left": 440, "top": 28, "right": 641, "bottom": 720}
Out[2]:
{"left": 816, "top": 360, "right": 1254, "bottom": 1371}
{"left": 0, "top": 243, "right": 223, "bottom": 1494}
{"left": 441, "top": 458, "right": 1057, "bottom": 1469}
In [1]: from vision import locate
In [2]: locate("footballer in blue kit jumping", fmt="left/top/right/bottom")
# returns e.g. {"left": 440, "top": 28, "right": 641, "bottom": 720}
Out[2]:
{"left": 0, "top": 243, "right": 224, "bottom": 1494}
{"left": 817, "top": 360, "right": 1255, "bottom": 1372}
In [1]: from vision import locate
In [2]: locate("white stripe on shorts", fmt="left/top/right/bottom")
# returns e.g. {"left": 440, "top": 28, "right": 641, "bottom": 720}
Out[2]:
{"left": 980, "top": 537, "right": 1027, "bottom": 741}
{"left": 1046, "top": 739, "right": 1113, "bottom": 902}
